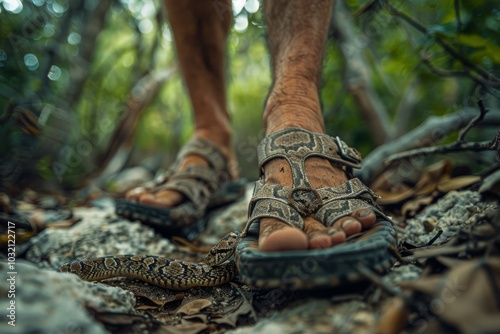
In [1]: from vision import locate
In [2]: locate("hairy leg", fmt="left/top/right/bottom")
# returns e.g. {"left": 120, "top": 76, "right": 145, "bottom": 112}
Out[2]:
{"left": 126, "top": 0, "right": 237, "bottom": 206}
{"left": 259, "top": 0, "right": 376, "bottom": 251}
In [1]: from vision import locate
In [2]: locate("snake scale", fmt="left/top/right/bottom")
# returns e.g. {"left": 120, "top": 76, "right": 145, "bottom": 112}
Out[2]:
{"left": 59, "top": 232, "right": 240, "bottom": 290}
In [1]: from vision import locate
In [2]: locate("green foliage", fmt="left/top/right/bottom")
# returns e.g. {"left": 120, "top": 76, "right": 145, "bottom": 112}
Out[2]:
{"left": 323, "top": 0, "right": 500, "bottom": 156}
{"left": 1, "top": 0, "right": 498, "bottom": 187}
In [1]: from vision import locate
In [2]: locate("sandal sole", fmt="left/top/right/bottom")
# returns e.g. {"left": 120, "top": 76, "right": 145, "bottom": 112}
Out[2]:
{"left": 236, "top": 219, "right": 397, "bottom": 289}
{"left": 115, "top": 179, "right": 247, "bottom": 240}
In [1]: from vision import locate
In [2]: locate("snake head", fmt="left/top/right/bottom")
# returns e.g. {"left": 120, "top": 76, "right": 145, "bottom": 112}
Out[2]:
{"left": 204, "top": 231, "right": 240, "bottom": 266}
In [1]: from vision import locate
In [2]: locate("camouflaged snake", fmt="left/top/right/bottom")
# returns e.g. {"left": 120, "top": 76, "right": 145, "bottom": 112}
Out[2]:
{"left": 59, "top": 232, "right": 240, "bottom": 290}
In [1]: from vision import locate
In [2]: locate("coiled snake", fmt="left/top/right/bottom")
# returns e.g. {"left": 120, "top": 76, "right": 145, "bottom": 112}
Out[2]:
{"left": 59, "top": 232, "right": 240, "bottom": 290}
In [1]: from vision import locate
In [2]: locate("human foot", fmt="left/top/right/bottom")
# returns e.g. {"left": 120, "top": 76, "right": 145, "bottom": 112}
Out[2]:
{"left": 116, "top": 136, "right": 244, "bottom": 239}
{"left": 247, "top": 128, "right": 381, "bottom": 252}
{"left": 125, "top": 135, "right": 236, "bottom": 209}
{"left": 258, "top": 158, "right": 377, "bottom": 251}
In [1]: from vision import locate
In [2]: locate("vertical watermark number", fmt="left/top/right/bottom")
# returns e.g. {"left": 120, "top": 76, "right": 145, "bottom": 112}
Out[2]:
{"left": 6, "top": 221, "right": 16, "bottom": 327}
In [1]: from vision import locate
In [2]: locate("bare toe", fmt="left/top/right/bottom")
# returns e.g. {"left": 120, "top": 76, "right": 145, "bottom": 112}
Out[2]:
{"left": 352, "top": 209, "right": 377, "bottom": 229}
{"left": 138, "top": 190, "right": 184, "bottom": 207}
{"left": 259, "top": 219, "right": 308, "bottom": 252}
{"left": 125, "top": 187, "right": 147, "bottom": 200}
{"left": 309, "top": 233, "right": 332, "bottom": 249}
{"left": 330, "top": 216, "right": 361, "bottom": 234}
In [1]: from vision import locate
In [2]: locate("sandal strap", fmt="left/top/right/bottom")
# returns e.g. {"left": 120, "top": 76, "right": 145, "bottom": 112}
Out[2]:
{"left": 177, "top": 137, "right": 227, "bottom": 173}
{"left": 315, "top": 178, "right": 386, "bottom": 226}
{"left": 161, "top": 178, "right": 211, "bottom": 210}
{"left": 154, "top": 137, "right": 228, "bottom": 185}
{"left": 245, "top": 180, "right": 304, "bottom": 234}
{"left": 147, "top": 137, "right": 228, "bottom": 208}
{"left": 241, "top": 128, "right": 390, "bottom": 236}
{"left": 257, "top": 128, "right": 362, "bottom": 188}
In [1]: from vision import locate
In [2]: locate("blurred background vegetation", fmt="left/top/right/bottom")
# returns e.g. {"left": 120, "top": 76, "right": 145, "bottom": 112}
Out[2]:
{"left": 0, "top": 0, "right": 499, "bottom": 193}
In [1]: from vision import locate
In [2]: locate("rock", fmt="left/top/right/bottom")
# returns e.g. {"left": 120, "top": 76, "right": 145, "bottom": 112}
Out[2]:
{"left": 0, "top": 261, "right": 136, "bottom": 334}
{"left": 25, "top": 206, "right": 176, "bottom": 269}
{"left": 398, "top": 190, "right": 498, "bottom": 246}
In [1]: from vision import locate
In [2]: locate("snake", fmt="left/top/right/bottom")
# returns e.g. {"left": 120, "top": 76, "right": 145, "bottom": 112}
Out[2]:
{"left": 58, "top": 232, "right": 240, "bottom": 290}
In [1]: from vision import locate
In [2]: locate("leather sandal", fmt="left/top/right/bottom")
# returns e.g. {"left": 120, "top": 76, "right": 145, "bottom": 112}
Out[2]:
{"left": 116, "top": 137, "right": 246, "bottom": 240}
{"left": 236, "top": 128, "right": 398, "bottom": 289}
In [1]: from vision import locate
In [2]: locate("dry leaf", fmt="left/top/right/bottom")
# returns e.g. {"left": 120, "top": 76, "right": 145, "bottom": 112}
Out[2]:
{"left": 136, "top": 305, "right": 161, "bottom": 311}
{"left": 377, "top": 188, "right": 416, "bottom": 205}
{"left": 401, "top": 195, "right": 435, "bottom": 217}
{"left": 176, "top": 299, "right": 212, "bottom": 316}
{"left": 376, "top": 297, "right": 409, "bottom": 334}
{"left": 375, "top": 160, "right": 453, "bottom": 205}
{"left": 111, "top": 280, "right": 185, "bottom": 307}
{"left": 414, "top": 160, "right": 452, "bottom": 193}
{"left": 437, "top": 175, "right": 481, "bottom": 192}
{"left": 399, "top": 258, "right": 500, "bottom": 333}
{"left": 214, "top": 295, "right": 254, "bottom": 327}
{"left": 182, "top": 314, "right": 208, "bottom": 323}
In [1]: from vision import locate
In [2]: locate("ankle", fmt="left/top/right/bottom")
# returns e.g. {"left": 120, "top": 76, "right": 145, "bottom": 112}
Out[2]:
{"left": 263, "top": 79, "right": 324, "bottom": 135}
{"left": 264, "top": 103, "right": 325, "bottom": 135}
{"left": 193, "top": 127, "right": 238, "bottom": 180}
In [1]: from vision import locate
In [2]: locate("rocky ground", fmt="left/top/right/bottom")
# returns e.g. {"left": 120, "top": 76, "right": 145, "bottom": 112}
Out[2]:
{"left": 0, "top": 180, "right": 499, "bottom": 333}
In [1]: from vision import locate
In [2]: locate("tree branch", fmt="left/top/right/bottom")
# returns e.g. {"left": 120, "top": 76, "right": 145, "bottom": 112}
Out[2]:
{"left": 76, "top": 68, "right": 176, "bottom": 187}
{"left": 458, "top": 97, "right": 489, "bottom": 142}
{"left": 330, "top": 0, "right": 394, "bottom": 145}
{"left": 382, "top": 0, "right": 500, "bottom": 89}
{"left": 358, "top": 108, "right": 500, "bottom": 183}
{"left": 384, "top": 140, "right": 493, "bottom": 166}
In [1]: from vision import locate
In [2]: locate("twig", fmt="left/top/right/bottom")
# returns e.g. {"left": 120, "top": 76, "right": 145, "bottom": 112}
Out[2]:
{"left": 385, "top": 140, "right": 493, "bottom": 165}
{"left": 490, "top": 128, "right": 500, "bottom": 160}
{"left": 382, "top": 0, "right": 500, "bottom": 88}
{"left": 454, "top": 0, "right": 462, "bottom": 34}
{"left": 358, "top": 108, "right": 500, "bottom": 183}
{"left": 458, "top": 98, "right": 489, "bottom": 142}
{"left": 491, "top": 129, "right": 500, "bottom": 150}
{"left": 385, "top": 97, "right": 493, "bottom": 165}
{"left": 420, "top": 55, "right": 469, "bottom": 78}
{"left": 426, "top": 229, "right": 443, "bottom": 246}
{"left": 356, "top": 265, "right": 406, "bottom": 299}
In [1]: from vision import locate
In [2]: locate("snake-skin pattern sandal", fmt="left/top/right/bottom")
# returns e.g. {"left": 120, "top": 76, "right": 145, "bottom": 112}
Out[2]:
{"left": 236, "top": 128, "right": 397, "bottom": 289}
{"left": 116, "top": 137, "right": 246, "bottom": 240}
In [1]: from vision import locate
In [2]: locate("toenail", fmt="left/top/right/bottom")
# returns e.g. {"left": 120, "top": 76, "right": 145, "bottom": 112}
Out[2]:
{"left": 357, "top": 209, "right": 371, "bottom": 218}
{"left": 327, "top": 228, "right": 340, "bottom": 235}
{"left": 341, "top": 219, "right": 356, "bottom": 229}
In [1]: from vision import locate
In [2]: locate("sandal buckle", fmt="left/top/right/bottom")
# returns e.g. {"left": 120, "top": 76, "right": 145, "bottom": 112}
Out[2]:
{"left": 335, "top": 136, "right": 361, "bottom": 165}
{"left": 287, "top": 187, "right": 323, "bottom": 216}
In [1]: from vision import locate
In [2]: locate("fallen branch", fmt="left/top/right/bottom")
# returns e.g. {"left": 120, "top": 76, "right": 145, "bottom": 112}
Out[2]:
{"left": 384, "top": 140, "right": 493, "bottom": 166}
{"left": 358, "top": 108, "right": 500, "bottom": 183}
{"left": 458, "top": 98, "right": 489, "bottom": 142}
{"left": 385, "top": 98, "right": 495, "bottom": 165}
